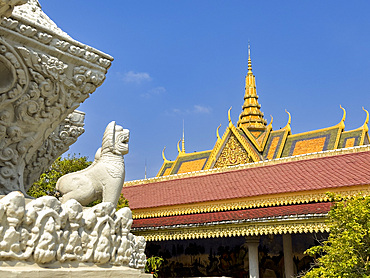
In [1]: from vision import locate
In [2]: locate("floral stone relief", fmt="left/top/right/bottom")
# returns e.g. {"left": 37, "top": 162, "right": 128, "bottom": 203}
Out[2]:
{"left": 0, "top": 0, "right": 113, "bottom": 195}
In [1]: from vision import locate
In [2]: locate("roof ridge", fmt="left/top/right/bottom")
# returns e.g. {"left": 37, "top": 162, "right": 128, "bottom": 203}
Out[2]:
{"left": 124, "top": 144, "right": 370, "bottom": 187}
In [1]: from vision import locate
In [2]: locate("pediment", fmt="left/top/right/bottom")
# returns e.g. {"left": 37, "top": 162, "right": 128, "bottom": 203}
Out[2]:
{"left": 214, "top": 133, "right": 253, "bottom": 168}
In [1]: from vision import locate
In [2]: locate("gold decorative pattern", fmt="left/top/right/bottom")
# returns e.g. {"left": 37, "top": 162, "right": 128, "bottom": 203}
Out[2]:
{"left": 240, "top": 124, "right": 272, "bottom": 152}
{"left": 251, "top": 131, "right": 263, "bottom": 138}
{"left": 345, "top": 138, "right": 356, "bottom": 148}
{"left": 214, "top": 134, "right": 253, "bottom": 168}
{"left": 267, "top": 136, "right": 280, "bottom": 160}
{"left": 135, "top": 219, "right": 329, "bottom": 241}
{"left": 124, "top": 145, "right": 370, "bottom": 187}
{"left": 132, "top": 184, "right": 370, "bottom": 219}
{"left": 292, "top": 137, "right": 327, "bottom": 156}
{"left": 163, "top": 167, "right": 172, "bottom": 176}
{"left": 178, "top": 158, "right": 208, "bottom": 174}
{"left": 204, "top": 126, "right": 230, "bottom": 170}
{"left": 229, "top": 124, "right": 262, "bottom": 161}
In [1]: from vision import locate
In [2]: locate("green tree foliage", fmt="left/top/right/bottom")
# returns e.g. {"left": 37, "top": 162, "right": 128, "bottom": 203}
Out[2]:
{"left": 303, "top": 194, "right": 370, "bottom": 278}
{"left": 116, "top": 193, "right": 129, "bottom": 209}
{"left": 145, "top": 256, "right": 164, "bottom": 278}
{"left": 27, "top": 154, "right": 92, "bottom": 198}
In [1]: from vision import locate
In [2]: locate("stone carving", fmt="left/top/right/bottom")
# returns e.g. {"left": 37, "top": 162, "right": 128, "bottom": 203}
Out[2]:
{"left": 0, "top": 0, "right": 26, "bottom": 18}
{"left": 12, "top": 0, "right": 70, "bottom": 39}
{"left": 57, "top": 121, "right": 130, "bottom": 206}
{"left": 0, "top": 191, "right": 146, "bottom": 269}
{"left": 24, "top": 110, "right": 85, "bottom": 187}
{"left": 0, "top": 0, "right": 113, "bottom": 195}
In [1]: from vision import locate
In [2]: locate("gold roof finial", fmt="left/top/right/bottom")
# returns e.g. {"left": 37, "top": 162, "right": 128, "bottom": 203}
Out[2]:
{"left": 361, "top": 107, "right": 369, "bottom": 132}
{"left": 177, "top": 139, "right": 182, "bottom": 154}
{"left": 338, "top": 105, "right": 346, "bottom": 129}
{"left": 282, "top": 110, "right": 291, "bottom": 131}
{"left": 228, "top": 107, "right": 233, "bottom": 127}
{"left": 340, "top": 105, "right": 346, "bottom": 122}
{"left": 238, "top": 44, "right": 267, "bottom": 130}
{"left": 216, "top": 124, "right": 221, "bottom": 140}
{"left": 267, "top": 115, "right": 273, "bottom": 128}
{"left": 248, "top": 41, "right": 252, "bottom": 75}
{"left": 162, "top": 147, "right": 169, "bottom": 162}
{"left": 362, "top": 107, "right": 369, "bottom": 125}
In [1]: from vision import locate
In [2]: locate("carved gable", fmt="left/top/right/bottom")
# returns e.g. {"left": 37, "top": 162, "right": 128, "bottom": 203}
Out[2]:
{"left": 214, "top": 134, "right": 253, "bottom": 168}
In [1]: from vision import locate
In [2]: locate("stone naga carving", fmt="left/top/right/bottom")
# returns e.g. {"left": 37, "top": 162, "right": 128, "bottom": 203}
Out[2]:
{"left": 56, "top": 121, "right": 129, "bottom": 206}
{"left": 0, "top": 191, "right": 146, "bottom": 269}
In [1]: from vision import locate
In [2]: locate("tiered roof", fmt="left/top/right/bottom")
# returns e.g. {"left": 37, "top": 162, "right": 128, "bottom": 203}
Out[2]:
{"left": 123, "top": 147, "right": 370, "bottom": 240}
{"left": 122, "top": 49, "right": 370, "bottom": 241}
{"left": 151, "top": 49, "right": 369, "bottom": 177}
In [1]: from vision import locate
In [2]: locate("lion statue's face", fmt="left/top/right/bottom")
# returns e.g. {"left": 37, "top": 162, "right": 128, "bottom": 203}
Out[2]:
{"left": 114, "top": 126, "right": 130, "bottom": 155}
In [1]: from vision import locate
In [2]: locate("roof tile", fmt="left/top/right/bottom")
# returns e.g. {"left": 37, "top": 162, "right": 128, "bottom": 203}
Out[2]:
{"left": 123, "top": 151, "right": 370, "bottom": 210}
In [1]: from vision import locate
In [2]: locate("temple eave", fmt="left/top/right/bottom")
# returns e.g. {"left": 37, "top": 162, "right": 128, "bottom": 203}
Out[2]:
{"left": 132, "top": 216, "right": 330, "bottom": 241}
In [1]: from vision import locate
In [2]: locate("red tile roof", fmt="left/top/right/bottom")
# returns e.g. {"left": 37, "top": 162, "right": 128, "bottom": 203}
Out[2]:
{"left": 132, "top": 202, "right": 331, "bottom": 229}
{"left": 123, "top": 150, "right": 370, "bottom": 210}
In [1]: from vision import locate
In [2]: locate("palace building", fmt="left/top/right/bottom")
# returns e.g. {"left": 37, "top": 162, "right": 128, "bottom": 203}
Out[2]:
{"left": 122, "top": 48, "right": 370, "bottom": 277}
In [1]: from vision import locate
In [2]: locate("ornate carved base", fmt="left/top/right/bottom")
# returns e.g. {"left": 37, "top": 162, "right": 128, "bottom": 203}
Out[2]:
{"left": 0, "top": 263, "right": 152, "bottom": 278}
{"left": 0, "top": 192, "right": 148, "bottom": 276}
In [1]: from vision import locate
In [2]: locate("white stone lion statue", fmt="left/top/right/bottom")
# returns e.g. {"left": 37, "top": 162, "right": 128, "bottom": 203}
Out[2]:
{"left": 56, "top": 121, "right": 129, "bottom": 206}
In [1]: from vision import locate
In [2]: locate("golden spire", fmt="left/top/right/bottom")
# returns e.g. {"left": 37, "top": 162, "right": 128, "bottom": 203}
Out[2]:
{"left": 237, "top": 43, "right": 267, "bottom": 130}
{"left": 182, "top": 119, "right": 185, "bottom": 153}
{"left": 247, "top": 43, "right": 253, "bottom": 74}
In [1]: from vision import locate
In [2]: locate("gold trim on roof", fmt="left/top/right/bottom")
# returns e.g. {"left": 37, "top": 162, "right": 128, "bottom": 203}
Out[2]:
{"left": 339, "top": 105, "right": 346, "bottom": 129}
{"left": 162, "top": 147, "right": 170, "bottom": 163}
{"left": 286, "top": 109, "right": 345, "bottom": 139}
{"left": 156, "top": 147, "right": 174, "bottom": 177}
{"left": 228, "top": 107, "right": 233, "bottom": 127}
{"left": 135, "top": 219, "right": 330, "bottom": 241}
{"left": 229, "top": 124, "right": 262, "bottom": 161}
{"left": 204, "top": 124, "right": 231, "bottom": 170}
{"left": 205, "top": 117, "right": 262, "bottom": 170}
{"left": 339, "top": 108, "right": 369, "bottom": 146}
{"left": 216, "top": 124, "right": 222, "bottom": 141}
{"left": 213, "top": 133, "right": 253, "bottom": 168}
{"left": 359, "top": 107, "right": 369, "bottom": 145}
{"left": 240, "top": 124, "right": 272, "bottom": 152}
{"left": 282, "top": 110, "right": 292, "bottom": 131}
{"left": 362, "top": 107, "right": 369, "bottom": 129}
{"left": 126, "top": 145, "right": 370, "bottom": 186}
{"left": 132, "top": 184, "right": 370, "bottom": 219}
{"left": 284, "top": 106, "right": 345, "bottom": 151}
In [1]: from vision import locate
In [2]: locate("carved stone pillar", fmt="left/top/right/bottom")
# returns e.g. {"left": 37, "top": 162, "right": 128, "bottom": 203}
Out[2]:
{"left": 0, "top": 0, "right": 113, "bottom": 194}
{"left": 283, "top": 233, "right": 294, "bottom": 278}
{"left": 246, "top": 236, "right": 260, "bottom": 278}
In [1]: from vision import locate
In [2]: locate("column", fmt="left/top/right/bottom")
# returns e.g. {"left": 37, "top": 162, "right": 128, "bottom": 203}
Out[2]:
{"left": 282, "top": 233, "right": 294, "bottom": 278}
{"left": 246, "top": 236, "right": 260, "bottom": 278}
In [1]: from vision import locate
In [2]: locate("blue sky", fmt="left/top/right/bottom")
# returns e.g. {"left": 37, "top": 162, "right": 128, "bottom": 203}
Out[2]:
{"left": 40, "top": 1, "right": 370, "bottom": 181}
